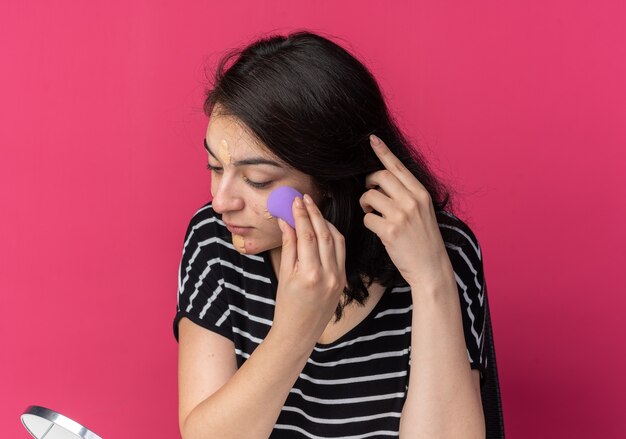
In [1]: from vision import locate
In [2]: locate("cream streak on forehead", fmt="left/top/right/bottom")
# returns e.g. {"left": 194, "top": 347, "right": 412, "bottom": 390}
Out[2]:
{"left": 210, "top": 115, "right": 271, "bottom": 162}
{"left": 217, "top": 139, "right": 231, "bottom": 164}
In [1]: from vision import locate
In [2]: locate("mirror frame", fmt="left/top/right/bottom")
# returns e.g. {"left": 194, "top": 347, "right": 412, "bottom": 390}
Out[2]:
{"left": 21, "top": 405, "right": 103, "bottom": 439}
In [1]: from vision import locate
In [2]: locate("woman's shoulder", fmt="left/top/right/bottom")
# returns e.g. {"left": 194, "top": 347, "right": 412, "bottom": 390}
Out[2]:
{"left": 437, "top": 210, "right": 484, "bottom": 287}
{"left": 437, "top": 210, "right": 481, "bottom": 252}
{"left": 186, "top": 201, "right": 221, "bottom": 230}
{"left": 180, "top": 201, "right": 235, "bottom": 259}
{"left": 182, "top": 201, "right": 269, "bottom": 271}
{"left": 183, "top": 201, "right": 230, "bottom": 241}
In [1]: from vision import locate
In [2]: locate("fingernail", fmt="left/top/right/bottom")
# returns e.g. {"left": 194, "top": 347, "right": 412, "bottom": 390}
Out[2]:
{"left": 294, "top": 197, "right": 304, "bottom": 208}
{"left": 370, "top": 134, "right": 381, "bottom": 146}
{"left": 303, "top": 194, "right": 313, "bottom": 205}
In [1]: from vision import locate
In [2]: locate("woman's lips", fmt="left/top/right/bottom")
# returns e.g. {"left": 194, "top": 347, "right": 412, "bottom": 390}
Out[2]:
{"left": 224, "top": 223, "right": 253, "bottom": 235}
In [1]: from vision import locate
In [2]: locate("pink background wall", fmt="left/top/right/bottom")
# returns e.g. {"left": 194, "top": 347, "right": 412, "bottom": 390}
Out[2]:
{"left": 2, "top": 1, "right": 624, "bottom": 437}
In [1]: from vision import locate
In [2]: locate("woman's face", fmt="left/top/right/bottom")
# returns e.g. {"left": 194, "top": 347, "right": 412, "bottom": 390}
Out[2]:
{"left": 205, "top": 107, "right": 323, "bottom": 255}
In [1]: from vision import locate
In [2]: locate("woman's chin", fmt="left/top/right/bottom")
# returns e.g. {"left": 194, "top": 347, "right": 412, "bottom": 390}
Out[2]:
{"left": 231, "top": 234, "right": 281, "bottom": 255}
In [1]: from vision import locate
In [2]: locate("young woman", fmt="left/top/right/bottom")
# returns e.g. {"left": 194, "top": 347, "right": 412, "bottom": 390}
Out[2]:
{"left": 174, "top": 31, "right": 490, "bottom": 438}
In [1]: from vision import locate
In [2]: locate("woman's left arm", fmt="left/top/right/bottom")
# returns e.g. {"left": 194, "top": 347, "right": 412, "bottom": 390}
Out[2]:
{"left": 360, "top": 135, "right": 485, "bottom": 438}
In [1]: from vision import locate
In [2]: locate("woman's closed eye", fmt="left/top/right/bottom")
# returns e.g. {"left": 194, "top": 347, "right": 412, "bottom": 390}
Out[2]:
{"left": 206, "top": 163, "right": 223, "bottom": 174}
{"left": 206, "top": 163, "right": 272, "bottom": 189}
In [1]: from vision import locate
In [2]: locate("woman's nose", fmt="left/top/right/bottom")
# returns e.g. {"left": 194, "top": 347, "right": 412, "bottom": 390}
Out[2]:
{"left": 211, "top": 179, "right": 244, "bottom": 214}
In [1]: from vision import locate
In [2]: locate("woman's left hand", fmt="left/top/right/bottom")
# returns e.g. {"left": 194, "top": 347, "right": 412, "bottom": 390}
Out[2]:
{"left": 359, "top": 134, "right": 455, "bottom": 291}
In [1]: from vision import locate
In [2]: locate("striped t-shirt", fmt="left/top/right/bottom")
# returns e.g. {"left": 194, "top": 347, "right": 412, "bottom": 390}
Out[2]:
{"left": 173, "top": 202, "right": 487, "bottom": 438}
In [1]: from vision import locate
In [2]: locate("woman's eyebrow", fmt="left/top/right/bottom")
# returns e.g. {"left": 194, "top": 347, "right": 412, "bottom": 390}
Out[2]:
{"left": 203, "top": 138, "right": 283, "bottom": 168}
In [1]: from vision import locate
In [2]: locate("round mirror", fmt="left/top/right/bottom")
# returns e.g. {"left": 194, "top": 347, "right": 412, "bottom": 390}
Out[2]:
{"left": 21, "top": 406, "right": 103, "bottom": 439}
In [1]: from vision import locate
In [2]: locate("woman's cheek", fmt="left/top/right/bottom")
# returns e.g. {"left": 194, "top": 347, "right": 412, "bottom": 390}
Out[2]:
{"left": 261, "top": 220, "right": 284, "bottom": 249}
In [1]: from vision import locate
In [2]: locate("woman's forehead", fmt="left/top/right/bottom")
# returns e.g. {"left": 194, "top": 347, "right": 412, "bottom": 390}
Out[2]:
{"left": 206, "top": 114, "right": 272, "bottom": 159}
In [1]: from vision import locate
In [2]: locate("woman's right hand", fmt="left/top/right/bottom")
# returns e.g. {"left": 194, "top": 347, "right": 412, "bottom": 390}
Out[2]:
{"left": 271, "top": 193, "right": 347, "bottom": 348}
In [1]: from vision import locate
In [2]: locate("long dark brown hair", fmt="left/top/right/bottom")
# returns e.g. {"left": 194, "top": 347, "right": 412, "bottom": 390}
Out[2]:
{"left": 203, "top": 30, "right": 466, "bottom": 321}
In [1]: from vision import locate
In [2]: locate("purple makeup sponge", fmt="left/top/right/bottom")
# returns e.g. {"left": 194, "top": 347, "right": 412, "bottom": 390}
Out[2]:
{"left": 267, "top": 186, "right": 303, "bottom": 229}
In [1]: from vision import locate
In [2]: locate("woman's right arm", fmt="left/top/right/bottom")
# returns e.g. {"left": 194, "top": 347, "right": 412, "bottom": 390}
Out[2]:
{"left": 178, "top": 317, "right": 314, "bottom": 439}
{"left": 179, "top": 195, "right": 347, "bottom": 439}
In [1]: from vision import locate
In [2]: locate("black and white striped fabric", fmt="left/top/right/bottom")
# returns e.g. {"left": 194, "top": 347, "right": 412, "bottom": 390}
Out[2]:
{"left": 173, "top": 202, "right": 487, "bottom": 438}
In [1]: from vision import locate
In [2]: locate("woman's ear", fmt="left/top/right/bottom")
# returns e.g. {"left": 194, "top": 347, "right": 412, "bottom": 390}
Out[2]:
{"left": 313, "top": 184, "right": 328, "bottom": 205}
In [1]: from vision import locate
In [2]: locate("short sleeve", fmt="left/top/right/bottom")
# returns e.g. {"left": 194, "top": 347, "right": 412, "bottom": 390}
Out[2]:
{"left": 441, "top": 214, "right": 487, "bottom": 379}
{"left": 173, "top": 205, "right": 234, "bottom": 343}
